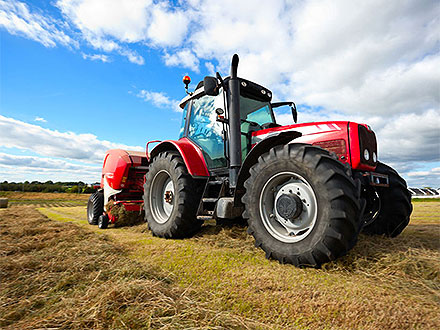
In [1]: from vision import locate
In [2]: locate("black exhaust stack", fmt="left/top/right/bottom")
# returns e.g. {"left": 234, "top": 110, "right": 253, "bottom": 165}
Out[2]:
{"left": 227, "top": 54, "right": 241, "bottom": 188}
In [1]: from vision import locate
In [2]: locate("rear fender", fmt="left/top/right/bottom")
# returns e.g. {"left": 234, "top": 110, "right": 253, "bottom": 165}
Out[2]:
{"left": 234, "top": 130, "right": 301, "bottom": 205}
{"left": 149, "top": 138, "right": 209, "bottom": 177}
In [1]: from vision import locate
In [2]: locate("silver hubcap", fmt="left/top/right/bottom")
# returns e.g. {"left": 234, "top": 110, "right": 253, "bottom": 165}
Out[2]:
{"left": 150, "top": 170, "right": 175, "bottom": 224}
{"left": 259, "top": 171, "right": 318, "bottom": 243}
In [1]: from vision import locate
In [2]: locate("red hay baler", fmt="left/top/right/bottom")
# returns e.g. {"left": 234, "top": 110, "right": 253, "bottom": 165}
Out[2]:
{"left": 87, "top": 54, "right": 412, "bottom": 267}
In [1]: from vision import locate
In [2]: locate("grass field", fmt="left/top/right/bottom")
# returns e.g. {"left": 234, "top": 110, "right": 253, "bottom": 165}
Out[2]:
{"left": 0, "top": 195, "right": 439, "bottom": 329}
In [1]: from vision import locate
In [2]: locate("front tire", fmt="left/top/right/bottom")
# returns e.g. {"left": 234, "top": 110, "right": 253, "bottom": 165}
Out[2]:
{"left": 143, "top": 152, "right": 204, "bottom": 238}
{"left": 242, "top": 144, "right": 361, "bottom": 268}
{"left": 362, "top": 162, "right": 412, "bottom": 237}
{"left": 87, "top": 191, "right": 103, "bottom": 225}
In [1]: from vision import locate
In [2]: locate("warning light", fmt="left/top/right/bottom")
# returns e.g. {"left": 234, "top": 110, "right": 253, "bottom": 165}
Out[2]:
{"left": 183, "top": 75, "right": 191, "bottom": 95}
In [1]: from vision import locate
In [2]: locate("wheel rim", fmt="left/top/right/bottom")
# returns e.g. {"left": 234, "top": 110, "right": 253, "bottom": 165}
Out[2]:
{"left": 150, "top": 170, "right": 175, "bottom": 224}
{"left": 259, "top": 171, "right": 318, "bottom": 243}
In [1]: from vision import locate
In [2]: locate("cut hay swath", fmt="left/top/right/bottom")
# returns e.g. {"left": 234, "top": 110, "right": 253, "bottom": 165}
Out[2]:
{"left": 105, "top": 201, "right": 144, "bottom": 227}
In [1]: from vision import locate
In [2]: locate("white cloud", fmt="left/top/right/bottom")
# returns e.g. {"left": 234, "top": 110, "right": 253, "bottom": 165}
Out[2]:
{"left": 56, "top": 0, "right": 152, "bottom": 43}
{"left": 82, "top": 53, "right": 111, "bottom": 63}
{"left": 374, "top": 109, "right": 440, "bottom": 163}
{"left": 0, "top": 0, "right": 78, "bottom": 48}
{"left": 146, "top": 2, "right": 188, "bottom": 47}
{"left": 163, "top": 49, "right": 199, "bottom": 72}
{"left": 405, "top": 167, "right": 440, "bottom": 188}
{"left": 205, "top": 62, "right": 215, "bottom": 75}
{"left": 0, "top": 115, "right": 143, "bottom": 164}
{"left": 34, "top": 116, "right": 47, "bottom": 123}
{"left": 0, "top": 152, "right": 99, "bottom": 172}
{"left": 137, "top": 90, "right": 181, "bottom": 112}
{"left": 1, "top": 0, "right": 439, "bottom": 186}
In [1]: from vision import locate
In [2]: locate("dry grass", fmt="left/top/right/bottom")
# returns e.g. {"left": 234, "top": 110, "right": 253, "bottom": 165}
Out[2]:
{"left": 32, "top": 202, "right": 439, "bottom": 329}
{"left": 1, "top": 192, "right": 439, "bottom": 329}
{"left": 0, "top": 206, "right": 264, "bottom": 329}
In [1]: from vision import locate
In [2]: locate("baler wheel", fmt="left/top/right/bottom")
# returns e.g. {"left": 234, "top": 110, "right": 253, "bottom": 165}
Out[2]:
{"left": 242, "top": 143, "right": 361, "bottom": 268}
{"left": 98, "top": 214, "right": 109, "bottom": 229}
{"left": 362, "top": 162, "right": 412, "bottom": 237}
{"left": 87, "top": 191, "right": 104, "bottom": 225}
{"left": 144, "top": 152, "right": 203, "bottom": 238}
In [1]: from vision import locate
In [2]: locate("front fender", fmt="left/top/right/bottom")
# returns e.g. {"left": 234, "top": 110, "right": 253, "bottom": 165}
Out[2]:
{"left": 149, "top": 138, "right": 209, "bottom": 177}
{"left": 234, "top": 130, "right": 301, "bottom": 205}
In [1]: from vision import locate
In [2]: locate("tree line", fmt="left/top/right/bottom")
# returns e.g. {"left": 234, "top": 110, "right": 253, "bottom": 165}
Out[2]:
{"left": 0, "top": 181, "right": 97, "bottom": 194}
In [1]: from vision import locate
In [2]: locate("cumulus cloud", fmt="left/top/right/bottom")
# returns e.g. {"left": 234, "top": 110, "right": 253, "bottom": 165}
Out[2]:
{"left": 0, "top": 115, "right": 143, "bottom": 164}
{"left": 163, "top": 49, "right": 200, "bottom": 72}
{"left": 137, "top": 90, "right": 181, "bottom": 112}
{"left": 0, "top": 0, "right": 78, "bottom": 48}
{"left": 56, "top": 0, "right": 152, "bottom": 43}
{"left": 146, "top": 2, "right": 188, "bottom": 47}
{"left": 406, "top": 167, "right": 440, "bottom": 188}
{"left": 0, "top": 152, "right": 99, "bottom": 172}
{"left": 1, "top": 0, "right": 439, "bottom": 185}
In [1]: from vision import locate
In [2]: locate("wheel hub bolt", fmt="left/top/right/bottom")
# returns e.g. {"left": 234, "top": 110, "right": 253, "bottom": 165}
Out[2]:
{"left": 164, "top": 190, "right": 173, "bottom": 204}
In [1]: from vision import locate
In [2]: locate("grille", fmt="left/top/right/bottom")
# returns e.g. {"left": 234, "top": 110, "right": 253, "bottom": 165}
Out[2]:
{"left": 358, "top": 125, "right": 377, "bottom": 166}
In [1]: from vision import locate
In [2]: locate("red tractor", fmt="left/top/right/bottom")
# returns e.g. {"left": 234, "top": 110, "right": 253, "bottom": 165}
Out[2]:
{"left": 87, "top": 54, "right": 412, "bottom": 267}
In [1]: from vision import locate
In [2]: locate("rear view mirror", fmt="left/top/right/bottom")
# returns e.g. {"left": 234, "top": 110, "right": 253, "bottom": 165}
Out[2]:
{"left": 204, "top": 76, "right": 219, "bottom": 96}
{"left": 271, "top": 101, "right": 298, "bottom": 123}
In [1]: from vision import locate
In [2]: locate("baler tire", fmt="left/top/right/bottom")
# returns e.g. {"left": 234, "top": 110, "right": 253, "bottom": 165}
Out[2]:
{"left": 242, "top": 143, "right": 361, "bottom": 268}
{"left": 144, "top": 152, "right": 203, "bottom": 238}
{"left": 362, "top": 162, "right": 412, "bottom": 237}
{"left": 98, "top": 214, "right": 109, "bottom": 229}
{"left": 87, "top": 191, "right": 103, "bottom": 225}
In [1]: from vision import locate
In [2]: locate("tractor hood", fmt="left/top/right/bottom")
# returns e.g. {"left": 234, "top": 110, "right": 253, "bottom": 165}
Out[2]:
{"left": 251, "top": 121, "right": 378, "bottom": 171}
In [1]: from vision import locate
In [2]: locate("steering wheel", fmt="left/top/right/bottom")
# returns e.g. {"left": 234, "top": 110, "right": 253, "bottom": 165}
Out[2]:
{"left": 241, "top": 119, "right": 261, "bottom": 128}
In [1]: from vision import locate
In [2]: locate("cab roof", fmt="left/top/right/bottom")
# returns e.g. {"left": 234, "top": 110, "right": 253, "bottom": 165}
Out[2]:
{"left": 178, "top": 77, "right": 272, "bottom": 109}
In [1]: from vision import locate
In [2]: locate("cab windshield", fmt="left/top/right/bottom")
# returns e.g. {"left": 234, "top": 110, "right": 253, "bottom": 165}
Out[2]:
{"left": 240, "top": 96, "right": 274, "bottom": 125}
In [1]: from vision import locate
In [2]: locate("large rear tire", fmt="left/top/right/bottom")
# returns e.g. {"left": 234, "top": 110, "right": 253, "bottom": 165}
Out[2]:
{"left": 362, "top": 162, "right": 412, "bottom": 237}
{"left": 143, "top": 152, "right": 204, "bottom": 238}
{"left": 242, "top": 144, "right": 361, "bottom": 268}
{"left": 87, "top": 191, "right": 103, "bottom": 225}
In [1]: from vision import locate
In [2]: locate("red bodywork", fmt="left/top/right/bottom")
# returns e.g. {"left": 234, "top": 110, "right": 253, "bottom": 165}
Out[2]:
{"left": 100, "top": 120, "right": 377, "bottom": 222}
{"left": 251, "top": 121, "right": 377, "bottom": 172}
{"left": 148, "top": 137, "right": 209, "bottom": 177}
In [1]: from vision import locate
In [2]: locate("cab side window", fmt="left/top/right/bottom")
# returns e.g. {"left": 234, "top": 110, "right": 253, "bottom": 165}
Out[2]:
{"left": 188, "top": 94, "right": 226, "bottom": 169}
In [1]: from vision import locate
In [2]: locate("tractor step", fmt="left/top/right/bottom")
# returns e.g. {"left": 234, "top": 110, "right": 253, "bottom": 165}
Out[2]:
{"left": 207, "top": 180, "right": 223, "bottom": 186}
{"left": 202, "top": 198, "right": 218, "bottom": 203}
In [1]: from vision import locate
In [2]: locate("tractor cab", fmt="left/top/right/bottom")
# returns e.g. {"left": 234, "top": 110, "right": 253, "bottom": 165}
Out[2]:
{"left": 178, "top": 77, "right": 283, "bottom": 169}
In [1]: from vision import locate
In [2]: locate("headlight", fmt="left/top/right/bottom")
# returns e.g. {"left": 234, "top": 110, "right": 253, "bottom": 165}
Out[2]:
{"left": 364, "top": 149, "right": 370, "bottom": 161}
{"left": 372, "top": 152, "right": 377, "bottom": 162}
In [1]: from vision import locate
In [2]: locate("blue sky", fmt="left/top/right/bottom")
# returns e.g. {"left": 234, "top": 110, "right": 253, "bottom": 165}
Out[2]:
{"left": 0, "top": 0, "right": 439, "bottom": 186}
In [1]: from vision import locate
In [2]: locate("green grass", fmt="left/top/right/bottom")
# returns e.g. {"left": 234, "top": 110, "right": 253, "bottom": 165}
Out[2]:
{"left": 412, "top": 198, "right": 440, "bottom": 202}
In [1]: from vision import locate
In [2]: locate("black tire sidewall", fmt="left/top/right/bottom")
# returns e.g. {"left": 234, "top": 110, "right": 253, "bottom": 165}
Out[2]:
{"left": 87, "top": 192, "right": 103, "bottom": 225}
{"left": 247, "top": 158, "right": 331, "bottom": 256}
{"left": 144, "top": 152, "right": 203, "bottom": 238}
{"left": 145, "top": 155, "right": 181, "bottom": 235}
